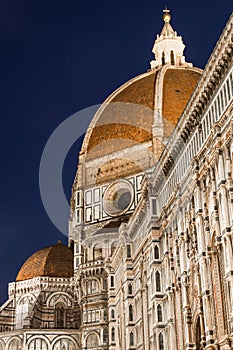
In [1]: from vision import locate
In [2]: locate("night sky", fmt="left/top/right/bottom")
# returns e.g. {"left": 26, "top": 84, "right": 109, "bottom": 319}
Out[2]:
{"left": 0, "top": 0, "right": 232, "bottom": 303}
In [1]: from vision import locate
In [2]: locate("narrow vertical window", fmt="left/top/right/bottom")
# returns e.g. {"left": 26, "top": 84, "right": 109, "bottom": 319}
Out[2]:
{"left": 159, "top": 333, "right": 164, "bottom": 350}
{"left": 129, "top": 305, "right": 133, "bottom": 322}
{"left": 154, "top": 246, "right": 159, "bottom": 260}
{"left": 111, "top": 327, "right": 115, "bottom": 342}
{"left": 162, "top": 52, "right": 165, "bottom": 65}
{"left": 130, "top": 331, "right": 134, "bottom": 346}
{"left": 104, "top": 310, "right": 108, "bottom": 321}
{"left": 110, "top": 275, "right": 114, "bottom": 288}
{"left": 103, "top": 329, "right": 108, "bottom": 343}
{"left": 55, "top": 304, "right": 66, "bottom": 329}
{"left": 156, "top": 271, "right": 161, "bottom": 292}
{"left": 76, "top": 191, "right": 80, "bottom": 206}
{"left": 196, "top": 317, "right": 201, "bottom": 350}
{"left": 157, "top": 304, "right": 162, "bottom": 322}
{"left": 152, "top": 198, "right": 157, "bottom": 215}
{"left": 111, "top": 309, "right": 115, "bottom": 319}
{"left": 103, "top": 277, "right": 107, "bottom": 290}
{"left": 127, "top": 244, "right": 131, "bottom": 258}
{"left": 171, "top": 50, "right": 175, "bottom": 65}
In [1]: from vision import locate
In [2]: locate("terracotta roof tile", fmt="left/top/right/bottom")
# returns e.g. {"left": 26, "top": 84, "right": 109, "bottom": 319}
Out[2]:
{"left": 162, "top": 68, "right": 201, "bottom": 138}
{"left": 16, "top": 242, "right": 73, "bottom": 281}
{"left": 85, "top": 67, "right": 201, "bottom": 159}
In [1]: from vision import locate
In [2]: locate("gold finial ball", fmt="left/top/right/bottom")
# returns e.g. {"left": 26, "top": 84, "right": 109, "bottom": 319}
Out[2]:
{"left": 163, "top": 9, "right": 171, "bottom": 23}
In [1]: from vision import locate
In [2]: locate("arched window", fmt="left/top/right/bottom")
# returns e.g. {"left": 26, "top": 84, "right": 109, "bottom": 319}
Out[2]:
{"left": 127, "top": 244, "right": 132, "bottom": 258}
{"left": 55, "top": 303, "right": 66, "bottom": 329}
{"left": 8, "top": 339, "right": 22, "bottom": 350}
{"left": 111, "top": 309, "right": 115, "bottom": 319}
{"left": 53, "top": 339, "right": 77, "bottom": 350}
{"left": 157, "top": 304, "right": 162, "bottom": 322}
{"left": 86, "top": 333, "right": 99, "bottom": 348}
{"left": 156, "top": 271, "right": 161, "bottom": 292}
{"left": 111, "top": 327, "right": 115, "bottom": 342}
{"left": 154, "top": 246, "right": 159, "bottom": 259}
{"left": 28, "top": 338, "right": 48, "bottom": 350}
{"left": 162, "top": 52, "right": 165, "bottom": 65}
{"left": 130, "top": 332, "right": 134, "bottom": 346}
{"left": 171, "top": 50, "right": 175, "bottom": 65}
{"left": 128, "top": 283, "right": 133, "bottom": 295}
{"left": 159, "top": 333, "right": 164, "bottom": 350}
{"left": 129, "top": 304, "right": 133, "bottom": 322}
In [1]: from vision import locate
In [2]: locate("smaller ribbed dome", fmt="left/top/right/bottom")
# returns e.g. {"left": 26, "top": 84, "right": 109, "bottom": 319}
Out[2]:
{"left": 16, "top": 241, "right": 74, "bottom": 282}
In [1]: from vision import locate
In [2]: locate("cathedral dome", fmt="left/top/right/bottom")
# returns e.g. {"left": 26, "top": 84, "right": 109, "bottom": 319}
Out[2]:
{"left": 73, "top": 10, "right": 203, "bottom": 191}
{"left": 83, "top": 66, "right": 201, "bottom": 160}
{"left": 16, "top": 241, "right": 73, "bottom": 282}
{"left": 79, "top": 10, "right": 202, "bottom": 165}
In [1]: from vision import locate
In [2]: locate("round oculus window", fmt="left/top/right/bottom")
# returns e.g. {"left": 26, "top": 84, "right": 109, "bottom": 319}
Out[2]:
{"left": 103, "top": 179, "right": 134, "bottom": 217}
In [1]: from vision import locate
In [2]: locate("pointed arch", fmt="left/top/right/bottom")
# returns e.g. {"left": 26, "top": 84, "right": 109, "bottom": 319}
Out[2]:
{"left": 46, "top": 292, "right": 73, "bottom": 307}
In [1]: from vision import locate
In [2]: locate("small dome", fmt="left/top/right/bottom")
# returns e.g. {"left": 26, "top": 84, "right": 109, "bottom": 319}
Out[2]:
{"left": 16, "top": 242, "right": 73, "bottom": 282}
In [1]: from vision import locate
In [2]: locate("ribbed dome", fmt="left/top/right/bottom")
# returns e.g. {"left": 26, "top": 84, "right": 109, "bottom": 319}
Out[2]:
{"left": 16, "top": 241, "right": 74, "bottom": 282}
{"left": 82, "top": 66, "right": 201, "bottom": 160}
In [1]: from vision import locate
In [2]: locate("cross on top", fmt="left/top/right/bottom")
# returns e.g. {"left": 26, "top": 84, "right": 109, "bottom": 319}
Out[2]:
{"left": 163, "top": 7, "right": 171, "bottom": 23}
{"left": 163, "top": 7, "right": 170, "bottom": 14}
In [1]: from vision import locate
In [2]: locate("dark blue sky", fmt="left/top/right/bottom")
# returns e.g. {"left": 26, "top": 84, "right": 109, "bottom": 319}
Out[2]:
{"left": 0, "top": 0, "right": 232, "bottom": 303}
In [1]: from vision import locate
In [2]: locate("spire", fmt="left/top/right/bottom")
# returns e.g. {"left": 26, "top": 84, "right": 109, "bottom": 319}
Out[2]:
{"left": 150, "top": 9, "right": 192, "bottom": 69}
{"left": 160, "top": 8, "right": 175, "bottom": 36}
